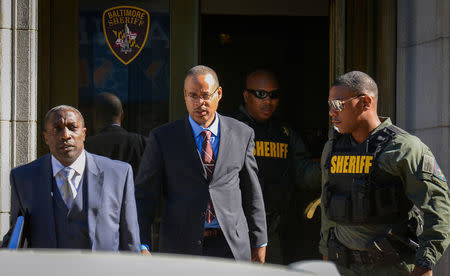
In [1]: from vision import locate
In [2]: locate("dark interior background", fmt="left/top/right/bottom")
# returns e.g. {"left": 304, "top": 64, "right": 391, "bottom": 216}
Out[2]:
{"left": 201, "top": 15, "right": 330, "bottom": 158}
{"left": 201, "top": 14, "right": 329, "bottom": 260}
{"left": 79, "top": 0, "right": 170, "bottom": 137}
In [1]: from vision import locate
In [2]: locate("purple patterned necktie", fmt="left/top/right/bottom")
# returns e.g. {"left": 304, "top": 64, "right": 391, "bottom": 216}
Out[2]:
{"left": 201, "top": 130, "right": 216, "bottom": 223}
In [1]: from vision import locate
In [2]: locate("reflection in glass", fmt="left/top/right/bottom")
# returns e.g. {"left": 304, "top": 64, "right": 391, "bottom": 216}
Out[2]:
{"left": 79, "top": 1, "right": 170, "bottom": 136}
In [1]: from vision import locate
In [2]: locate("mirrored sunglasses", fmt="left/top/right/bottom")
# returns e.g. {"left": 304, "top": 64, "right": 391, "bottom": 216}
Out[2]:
{"left": 328, "top": 94, "right": 365, "bottom": 111}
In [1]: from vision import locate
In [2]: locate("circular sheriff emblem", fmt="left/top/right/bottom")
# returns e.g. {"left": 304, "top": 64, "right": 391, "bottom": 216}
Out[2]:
{"left": 102, "top": 6, "right": 150, "bottom": 65}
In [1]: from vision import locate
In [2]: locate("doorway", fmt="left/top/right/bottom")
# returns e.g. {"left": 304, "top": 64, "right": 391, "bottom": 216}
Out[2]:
{"left": 201, "top": 15, "right": 329, "bottom": 157}
{"left": 200, "top": 8, "right": 329, "bottom": 261}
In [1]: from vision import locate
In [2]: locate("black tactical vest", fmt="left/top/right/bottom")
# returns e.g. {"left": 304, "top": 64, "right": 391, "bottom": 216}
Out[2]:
{"left": 323, "top": 125, "right": 412, "bottom": 224}
{"left": 234, "top": 109, "right": 291, "bottom": 214}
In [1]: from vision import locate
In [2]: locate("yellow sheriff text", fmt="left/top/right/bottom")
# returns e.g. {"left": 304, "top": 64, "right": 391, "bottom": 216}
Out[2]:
{"left": 330, "top": 154, "right": 373, "bottom": 174}
{"left": 253, "top": 141, "right": 288, "bottom": 159}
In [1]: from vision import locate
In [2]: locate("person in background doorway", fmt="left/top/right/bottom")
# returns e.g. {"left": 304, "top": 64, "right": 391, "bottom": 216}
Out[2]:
{"left": 85, "top": 92, "right": 147, "bottom": 179}
{"left": 233, "top": 69, "right": 321, "bottom": 264}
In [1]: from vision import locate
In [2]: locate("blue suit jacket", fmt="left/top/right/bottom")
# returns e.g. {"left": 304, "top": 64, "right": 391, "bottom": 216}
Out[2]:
{"left": 1, "top": 151, "right": 140, "bottom": 251}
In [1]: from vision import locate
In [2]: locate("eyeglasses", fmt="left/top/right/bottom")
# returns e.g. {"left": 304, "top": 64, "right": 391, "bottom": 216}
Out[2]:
{"left": 187, "top": 86, "right": 219, "bottom": 102}
{"left": 245, "top": 89, "right": 280, "bottom": 99}
{"left": 328, "top": 94, "right": 366, "bottom": 111}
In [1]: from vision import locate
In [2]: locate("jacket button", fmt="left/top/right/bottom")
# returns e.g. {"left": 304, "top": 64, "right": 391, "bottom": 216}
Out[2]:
{"left": 197, "top": 240, "right": 202, "bottom": 245}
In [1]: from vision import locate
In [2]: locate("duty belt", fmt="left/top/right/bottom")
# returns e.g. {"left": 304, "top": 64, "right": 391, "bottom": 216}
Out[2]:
{"left": 328, "top": 230, "right": 376, "bottom": 267}
{"left": 328, "top": 228, "right": 407, "bottom": 268}
{"left": 348, "top": 249, "right": 373, "bottom": 265}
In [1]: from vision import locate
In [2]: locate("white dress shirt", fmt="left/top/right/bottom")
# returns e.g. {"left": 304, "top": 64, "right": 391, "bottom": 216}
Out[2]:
{"left": 51, "top": 150, "right": 86, "bottom": 202}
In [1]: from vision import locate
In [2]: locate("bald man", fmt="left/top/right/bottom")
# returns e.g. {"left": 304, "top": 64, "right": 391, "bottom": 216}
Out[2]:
{"left": 234, "top": 69, "right": 321, "bottom": 264}
{"left": 85, "top": 92, "right": 147, "bottom": 178}
{"left": 2, "top": 105, "right": 140, "bottom": 251}
{"left": 135, "top": 65, "right": 267, "bottom": 262}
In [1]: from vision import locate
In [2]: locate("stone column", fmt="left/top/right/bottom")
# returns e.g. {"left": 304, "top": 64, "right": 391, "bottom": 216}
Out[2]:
{"left": 0, "top": 0, "right": 38, "bottom": 239}
{"left": 397, "top": 0, "right": 450, "bottom": 274}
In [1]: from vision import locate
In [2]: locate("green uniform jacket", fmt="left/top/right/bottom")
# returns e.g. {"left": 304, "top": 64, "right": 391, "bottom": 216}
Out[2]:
{"left": 319, "top": 117, "right": 450, "bottom": 267}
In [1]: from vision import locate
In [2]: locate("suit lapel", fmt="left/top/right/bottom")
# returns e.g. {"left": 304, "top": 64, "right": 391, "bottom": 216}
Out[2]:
{"left": 211, "top": 114, "right": 232, "bottom": 184}
{"left": 36, "top": 155, "right": 57, "bottom": 247}
{"left": 184, "top": 117, "right": 208, "bottom": 180}
{"left": 85, "top": 152, "right": 104, "bottom": 248}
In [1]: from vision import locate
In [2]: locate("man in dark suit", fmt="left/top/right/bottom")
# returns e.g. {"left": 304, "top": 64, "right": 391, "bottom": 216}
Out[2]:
{"left": 1, "top": 105, "right": 140, "bottom": 251}
{"left": 85, "top": 92, "right": 147, "bottom": 178}
{"left": 136, "top": 65, "right": 267, "bottom": 262}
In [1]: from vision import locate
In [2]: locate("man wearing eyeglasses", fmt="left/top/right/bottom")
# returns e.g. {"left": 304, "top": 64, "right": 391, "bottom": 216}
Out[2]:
{"left": 135, "top": 65, "right": 267, "bottom": 262}
{"left": 233, "top": 69, "right": 321, "bottom": 264}
{"left": 320, "top": 71, "right": 450, "bottom": 275}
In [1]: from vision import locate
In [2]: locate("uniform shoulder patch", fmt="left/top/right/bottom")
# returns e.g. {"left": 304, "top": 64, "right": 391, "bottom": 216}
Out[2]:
{"left": 422, "top": 155, "right": 434, "bottom": 174}
{"left": 434, "top": 162, "right": 447, "bottom": 182}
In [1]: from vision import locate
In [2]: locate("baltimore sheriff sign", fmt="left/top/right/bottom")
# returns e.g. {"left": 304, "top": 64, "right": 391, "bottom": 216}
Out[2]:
{"left": 102, "top": 6, "right": 150, "bottom": 65}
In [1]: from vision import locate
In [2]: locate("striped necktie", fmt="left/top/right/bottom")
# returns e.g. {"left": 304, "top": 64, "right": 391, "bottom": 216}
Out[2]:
{"left": 201, "top": 130, "right": 216, "bottom": 223}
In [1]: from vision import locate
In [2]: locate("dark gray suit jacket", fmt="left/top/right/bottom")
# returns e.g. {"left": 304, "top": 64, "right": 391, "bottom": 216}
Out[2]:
{"left": 1, "top": 151, "right": 140, "bottom": 251}
{"left": 85, "top": 125, "right": 147, "bottom": 178}
{"left": 135, "top": 114, "right": 267, "bottom": 261}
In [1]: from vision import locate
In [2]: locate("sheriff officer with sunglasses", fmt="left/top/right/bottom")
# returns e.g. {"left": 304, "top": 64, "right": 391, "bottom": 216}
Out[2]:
{"left": 234, "top": 69, "right": 321, "bottom": 264}
{"left": 320, "top": 71, "right": 450, "bottom": 275}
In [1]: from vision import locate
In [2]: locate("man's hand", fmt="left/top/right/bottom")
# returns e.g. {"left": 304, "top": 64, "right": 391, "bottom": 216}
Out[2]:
{"left": 251, "top": 246, "right": 266, "bottom": 264}
{"left": 141, "top": 248, "right": 151, "bottom": 255}
{"left": 140, "top": 245, "right": 151, "bottom": 255}
{"left": 410, "top": 266, "right": 432, "bottom": 276}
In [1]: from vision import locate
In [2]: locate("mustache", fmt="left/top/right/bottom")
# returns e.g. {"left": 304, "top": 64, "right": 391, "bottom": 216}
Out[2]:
{"left": 58, "top": 141, "right": 75, "bottom": 147}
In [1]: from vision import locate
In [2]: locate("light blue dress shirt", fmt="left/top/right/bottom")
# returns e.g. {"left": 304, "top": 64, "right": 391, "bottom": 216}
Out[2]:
{"left": 140, "top": 114, "right": 266, "bottom": 249}
{"left": 188, "top": 114, "right": 220, "bottom": 229}
{"left": 188, "top": 114, "right": 267, "bottom": 247}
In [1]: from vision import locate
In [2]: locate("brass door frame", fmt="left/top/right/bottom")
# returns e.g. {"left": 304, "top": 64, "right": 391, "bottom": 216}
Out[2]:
{"left": 38, "top": 0, "right": 79, "bottom": 157}
{"left": 169, "top": 0, "right": 200, "bottom": 121}
{"left": 329, "top": 0, "right": 397, "bottom": 121}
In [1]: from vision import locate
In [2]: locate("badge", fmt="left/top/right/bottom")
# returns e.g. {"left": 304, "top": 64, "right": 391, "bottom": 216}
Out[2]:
{"left": 422, "top": 155, "right": 434, "bottom": 174}
{"left": 434, "top": 162, "right": 447, "bottom": 182}
{"left": 282, "top": 126, "right": 290, "bottom": 137}
{"left": 423, "top": 155, "right": 447, "bottom": 182}
{"left": 102, "top": 6, "right": 150, "bottom": 65}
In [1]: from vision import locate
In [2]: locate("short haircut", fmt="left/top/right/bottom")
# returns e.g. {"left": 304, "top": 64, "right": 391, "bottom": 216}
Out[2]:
{"left": 94, "top": 92, "right": 123, "bottom": 122}
{"left": 43, "top": 105, "right": 85, "bottom": 130}
{"left": 185, "top": 65, "right": 220, "bottom": 90}
{"left": 245, "top": 69, "right": 279, "bottom": 88}
{"left": 332, "top": 71, "right": 378, "bottom": 98}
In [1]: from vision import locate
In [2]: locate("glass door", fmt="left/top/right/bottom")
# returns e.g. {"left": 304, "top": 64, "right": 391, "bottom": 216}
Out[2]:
{"left": 78, "top": 0, "right": 170, "bottom": 136}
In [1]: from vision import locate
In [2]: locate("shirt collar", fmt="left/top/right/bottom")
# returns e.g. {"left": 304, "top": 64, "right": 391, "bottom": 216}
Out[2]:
{"left": 366, "top": 117, "right": 392, "bottom": 137}
{"left": 188, "top": 113, "right": 219, "bottom": 137}
{"left": 51, "top": 150, "right": 86, "bottom": 177}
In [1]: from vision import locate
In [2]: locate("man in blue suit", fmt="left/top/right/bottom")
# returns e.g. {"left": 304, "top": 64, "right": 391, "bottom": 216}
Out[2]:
{"left": 1, "top": 105, "right": 140, "bottom": 251}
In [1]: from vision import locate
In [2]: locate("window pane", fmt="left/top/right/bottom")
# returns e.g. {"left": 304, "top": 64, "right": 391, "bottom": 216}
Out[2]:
{"left": 79, "top": 0, "right": 170, "bottom": 136}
